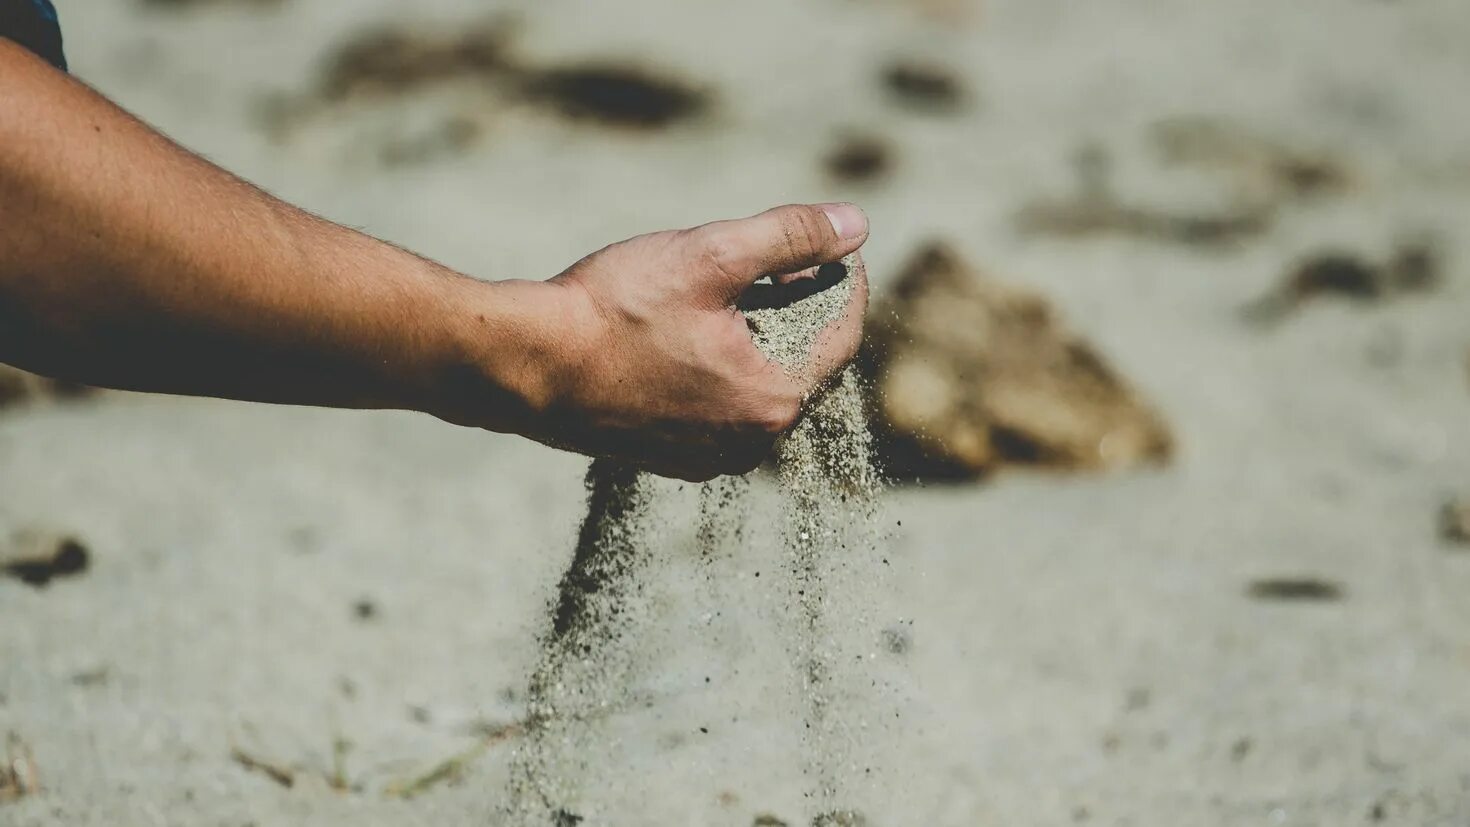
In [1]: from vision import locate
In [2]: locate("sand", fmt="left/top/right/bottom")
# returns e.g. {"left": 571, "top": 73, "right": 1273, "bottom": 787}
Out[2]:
{"left": 4, "top": 0, "right": 1470, "bottom": 825}
{"left": 507, "top": 461, "right": 656, "bottom": 825}
{"left": 746, "top": 260, "right": 897, "bottom": 822}
{"left": 766, "top": 368, "right": 894, "bottom": 824}
{"left": 507, "top": 258, "right": 896, "bottom": 825}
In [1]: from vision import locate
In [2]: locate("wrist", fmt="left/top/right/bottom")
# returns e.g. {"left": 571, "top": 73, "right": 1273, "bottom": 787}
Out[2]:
{"left": 427, "top": 276, "right": 589, "bottom": 436}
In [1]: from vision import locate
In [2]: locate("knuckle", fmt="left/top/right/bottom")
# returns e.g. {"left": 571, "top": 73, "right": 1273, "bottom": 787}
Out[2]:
{"left": 719, "top": 320, "right": 761, "bottom": 361}
{"left": 688, "top": 227, "right": 743, "bottom": 284}
{"left": 758, "top": 396, "right": 801, "bottom": 434}
{"left": 780, "top": 207, "right": 832, "bottom": 262}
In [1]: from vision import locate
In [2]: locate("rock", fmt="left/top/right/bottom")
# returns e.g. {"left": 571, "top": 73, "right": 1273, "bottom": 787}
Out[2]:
{"left": 862, "top": 243, "right": 1173, "bottom": 480}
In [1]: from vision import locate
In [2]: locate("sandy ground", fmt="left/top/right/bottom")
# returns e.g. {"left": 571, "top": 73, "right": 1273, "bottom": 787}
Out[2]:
{"left": 5, "top": 0, "right": 1470, "bottom": 824}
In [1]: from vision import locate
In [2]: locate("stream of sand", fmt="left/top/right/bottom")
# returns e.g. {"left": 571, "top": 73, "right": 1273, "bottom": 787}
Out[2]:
{"left": 508, "top": 258, "right": 900, "bottom": 826}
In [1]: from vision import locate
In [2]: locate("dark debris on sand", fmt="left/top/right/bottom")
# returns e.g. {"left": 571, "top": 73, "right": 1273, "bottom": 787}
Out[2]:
{"left": 269, "top": 20, "right": 709, "bottom": 151}
{"left": 1243, "top": 238, "right": 1441, "bottom": 325}
{"left": 1152, "top": 116, "right": 1353, "bottom": 202}
{"left": 1017, "top": 145, "right": 1273, "bottom": 247}
{"left": 1, "top": 532, "right": 90, "bottom": 588}
{"left": 881, "top": 60, "right": 967, "bottom": 112}
{"left": 751, "top": 813, "right": 869, "bottom": 827}
{"left": 516, "top": 64, "right": 709, "bottom": 129}
{"left": 825, "top": 134, "right": 894, "bottom": 184}
{"left": 229, "top": 747, "right": 295, "bottom": 789}
{"left": 1017, "top": 196, "right": 1272, "bottom": 247}
{"left": 1438, "top": 499, "right": 1470, "bottom": 548}
{"left": 1021, "top": 121, "right": 1359, "bottom": 247}
{"left": 812, "top": 811, "right": 870, "bottom": 827}
{"left": 317, "top": 21, "right": 514, "bottom": 102}
{"left": 1246, "top": 578, "right": 1344, "bottom": 603}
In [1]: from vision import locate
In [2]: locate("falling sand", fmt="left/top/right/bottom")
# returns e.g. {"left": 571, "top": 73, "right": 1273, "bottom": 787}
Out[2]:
{"left": 508, "top": 256, "right": 900, "bottom": 825}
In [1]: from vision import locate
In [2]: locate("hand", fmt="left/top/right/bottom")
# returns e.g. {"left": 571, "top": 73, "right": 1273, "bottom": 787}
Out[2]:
{"left": 510, "top": 203, "right": 869, "bottom": 481}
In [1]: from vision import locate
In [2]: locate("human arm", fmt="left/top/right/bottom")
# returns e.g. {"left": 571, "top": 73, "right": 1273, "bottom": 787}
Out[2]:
{"left": 0, "top": 41, "right": 868, "bottom": 480}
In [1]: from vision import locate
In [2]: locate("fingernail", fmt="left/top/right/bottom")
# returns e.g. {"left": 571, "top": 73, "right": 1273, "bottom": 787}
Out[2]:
{"left": 821, "top": 203, "right": 868, "bottom": 240}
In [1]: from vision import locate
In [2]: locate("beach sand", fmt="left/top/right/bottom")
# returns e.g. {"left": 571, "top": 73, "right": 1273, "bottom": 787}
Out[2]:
{"left": 4, "top": 0, "right": 1470, "bottom": 824}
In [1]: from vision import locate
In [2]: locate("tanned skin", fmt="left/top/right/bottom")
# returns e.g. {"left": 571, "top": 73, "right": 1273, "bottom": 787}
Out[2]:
{"left": 0, "top": 41, "right": 869, "bottom": 481}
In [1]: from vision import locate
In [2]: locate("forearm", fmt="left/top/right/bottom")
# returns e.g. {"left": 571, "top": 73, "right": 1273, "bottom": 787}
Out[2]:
{"left": 0, "top": 41, "right": 551, "bottom": 420}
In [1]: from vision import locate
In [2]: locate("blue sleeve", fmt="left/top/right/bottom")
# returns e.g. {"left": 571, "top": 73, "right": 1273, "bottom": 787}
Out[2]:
{"left": 0, "top": 0, "right": 68, "bottom": 71}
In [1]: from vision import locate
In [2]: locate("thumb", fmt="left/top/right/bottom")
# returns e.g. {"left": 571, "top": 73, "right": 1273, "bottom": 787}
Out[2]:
{"left": 684, "top": 203, "right": 869, "bottom": 304}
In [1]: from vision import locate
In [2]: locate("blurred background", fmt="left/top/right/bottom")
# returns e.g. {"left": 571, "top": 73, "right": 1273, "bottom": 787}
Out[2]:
{"left": 3, "top": 0, "right": 1470, "bottom": 824}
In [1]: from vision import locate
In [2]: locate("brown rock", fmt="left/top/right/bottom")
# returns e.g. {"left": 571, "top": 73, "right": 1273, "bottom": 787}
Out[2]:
{"left": 862, "top": 243, "right": 1173, "bottom": 480}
